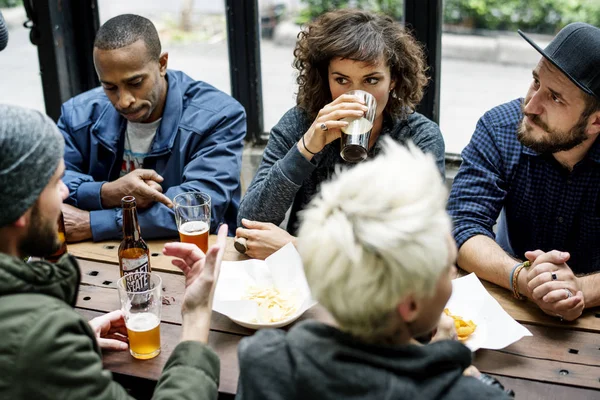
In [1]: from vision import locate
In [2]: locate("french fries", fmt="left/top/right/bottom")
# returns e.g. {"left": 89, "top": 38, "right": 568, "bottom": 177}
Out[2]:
{"left": 243, "top": 286, "right": 298, "bottom": 323}
{"left": 444, "top": 308, "right": 477, "bottom": 341}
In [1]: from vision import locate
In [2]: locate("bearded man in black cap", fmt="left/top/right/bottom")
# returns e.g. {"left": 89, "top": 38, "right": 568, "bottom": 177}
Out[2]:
{"left": 448, "top": 22, "right": 600, "bottom": 321}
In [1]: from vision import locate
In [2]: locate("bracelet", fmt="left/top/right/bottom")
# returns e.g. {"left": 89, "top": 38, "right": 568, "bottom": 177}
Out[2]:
{"left": 511, "top": 261, "right": 530, "bottom": 300}
{"left": 301, "top": 135, "right": 318, "bottom": 155}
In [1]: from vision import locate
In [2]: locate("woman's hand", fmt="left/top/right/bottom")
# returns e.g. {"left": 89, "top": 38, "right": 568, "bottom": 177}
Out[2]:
{"left": 298, "top": 94, "right": 368, "bottom": 158}
{"left": 236, "top": 219, "right": 296, "bottom": 260}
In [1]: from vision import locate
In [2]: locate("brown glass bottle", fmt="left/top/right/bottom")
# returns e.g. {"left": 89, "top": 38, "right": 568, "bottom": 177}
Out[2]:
{"left": 118, "top": 196, "right": 151, "bottom": 281}
{"left": 45, "top": 212, "right": 68, "bottom": 263}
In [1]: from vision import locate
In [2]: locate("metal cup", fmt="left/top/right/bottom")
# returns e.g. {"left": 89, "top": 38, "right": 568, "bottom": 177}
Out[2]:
{"left": 340, "top": 90, "right": 377, "bottom": 163}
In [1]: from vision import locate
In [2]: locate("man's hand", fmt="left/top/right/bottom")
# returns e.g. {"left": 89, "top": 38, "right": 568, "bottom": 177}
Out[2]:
{"left": 235, "top": 219, "right": 296, "bottom": 260}
{"left": 100, "top": 169, "right": 173, "bottom": 210}
{"left": 431, "top": 313, "right": 458, "bottom": 342}
{"left": 62, "top": 203, "right": 92, "bottom": 242}
{"left": 525, "top": 250, "right": 585, "bottom": 321}
{"left": 162, "top": 224, "right": 227, "bottom": 343}
{"left": 88, "top": 310, "right": 129, "bottom": 351}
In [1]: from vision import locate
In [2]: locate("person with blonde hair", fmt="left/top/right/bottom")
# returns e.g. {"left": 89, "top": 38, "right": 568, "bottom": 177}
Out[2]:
{"left": 236, "top": 9, "right": 444, "bottom": 259}
{"left": 235, "top": 139, "right": 511, "bottom": 400}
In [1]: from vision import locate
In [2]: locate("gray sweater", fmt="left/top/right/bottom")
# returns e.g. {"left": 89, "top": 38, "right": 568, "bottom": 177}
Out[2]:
{"left": 235, "top": 321, "right": 511, "bottom": 400}
{"left": 238, "top": 107, "right": 445, "bottom": 233}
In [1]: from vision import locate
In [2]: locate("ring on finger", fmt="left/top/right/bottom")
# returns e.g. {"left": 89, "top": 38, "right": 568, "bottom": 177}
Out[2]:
{"left": 556, "top": 313, "right": 563, "bottom": 321}
{"left": 564, "top": 288, "right": 573, "bottom": 298}
{"left": 551, "top": 272, "right": 558, "bottom": 281}
{"left": 320, "top": 122, "right": 328, "bottom": 131}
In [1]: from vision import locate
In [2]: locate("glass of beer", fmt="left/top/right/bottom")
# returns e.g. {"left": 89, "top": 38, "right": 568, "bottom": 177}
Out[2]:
{"left": 117, "top": 272, "right": 162, "bottom": 360}
{"left": 340, "top": 90, "right": 377, "bottom": 163}
{"left": 174, "top": 192, "right": 211, "bottom": 253}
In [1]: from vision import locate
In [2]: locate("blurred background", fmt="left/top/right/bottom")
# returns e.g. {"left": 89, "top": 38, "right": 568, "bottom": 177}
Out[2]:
{"left": 1, "top": 0, "right": 598, "bottom": 158}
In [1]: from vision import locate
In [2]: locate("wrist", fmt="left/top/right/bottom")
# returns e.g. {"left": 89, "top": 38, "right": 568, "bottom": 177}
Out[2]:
{"left": 297, "top": 139, "right": 314, "bottom": 161}
{"left": 100, "top": 182, "right": 117, "bottom": 208}
{"left": 517, "top": 266, "right": 530, "bottom": 299}
{"left": 510, "top": 261, "right": 530, "bottom": 300}
{"left": 181, "top": 308, "right": 212, "bottom": 344}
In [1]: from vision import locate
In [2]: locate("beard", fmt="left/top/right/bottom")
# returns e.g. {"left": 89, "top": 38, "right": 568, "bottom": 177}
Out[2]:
{"left": 517, "top": 102, "right": 589, "bottom": 154}
{"left": 18, "top": 202, "right": 60, "bottom": 258}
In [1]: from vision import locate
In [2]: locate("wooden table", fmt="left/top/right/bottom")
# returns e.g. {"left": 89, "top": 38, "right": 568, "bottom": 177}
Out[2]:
{"left": 70, "top": 238, "right": 600, "bottom": 399}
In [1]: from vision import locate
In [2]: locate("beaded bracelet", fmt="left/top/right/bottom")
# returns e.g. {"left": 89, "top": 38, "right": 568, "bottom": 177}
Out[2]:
{"left": 511, "top": 261, "right": 530, "bottom": 300}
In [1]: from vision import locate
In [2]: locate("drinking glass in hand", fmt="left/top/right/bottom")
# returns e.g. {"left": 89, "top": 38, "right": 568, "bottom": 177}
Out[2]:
{"left": 340, "top": 90, "right": 377, "bottom": 163}
{"left": 117, "top": 272, "right": 162, "bottom": 360}
{"left": 174, "top": 192, "right": 211, "bottom": 253}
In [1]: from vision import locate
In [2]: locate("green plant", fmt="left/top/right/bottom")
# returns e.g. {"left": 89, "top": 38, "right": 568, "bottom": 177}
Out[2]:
{"left": 0, "top": 0, "right": 22, "bottom": 8}
{"left": 443, "top": 0, "right": 600, "bottom": 34}
{"left": 297, "top": 0, "right": 403, "bottom": 25}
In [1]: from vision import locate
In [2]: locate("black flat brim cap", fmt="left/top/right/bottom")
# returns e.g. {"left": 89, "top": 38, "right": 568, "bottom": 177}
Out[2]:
{"left": 518, "top": 22, "right": 600, "bottom": 100}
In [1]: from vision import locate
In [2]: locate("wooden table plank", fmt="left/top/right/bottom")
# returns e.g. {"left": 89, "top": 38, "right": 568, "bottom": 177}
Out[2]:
{"left": 481, "top": 280, "right": 600, "bottom": 333}
{"left": 77, "top": 308, "right": 242, "bottom": 396}
{"left": 76, "top": 258, "right": 333, "bottom": 336}
{"left": 498, "top": 325, "right": 600, "bottom": 367}
{"left": 474, "top": 348, "right": 600, "bottom": 390}
{"left": 493, "top": 375, "right": 600, "bottom": 400}
{"left": 69, "top": 236, "right": 248, "bottom": 273}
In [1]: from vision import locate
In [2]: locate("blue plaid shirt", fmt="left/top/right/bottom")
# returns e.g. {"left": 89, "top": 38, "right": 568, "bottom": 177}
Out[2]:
{"left": 448, "top": 99, "right": 600, "bottom": 275}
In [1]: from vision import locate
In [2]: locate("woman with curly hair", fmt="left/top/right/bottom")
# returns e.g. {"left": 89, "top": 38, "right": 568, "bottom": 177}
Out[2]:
{"left": 236, "top": 9, "right": 445, "bottom": 259}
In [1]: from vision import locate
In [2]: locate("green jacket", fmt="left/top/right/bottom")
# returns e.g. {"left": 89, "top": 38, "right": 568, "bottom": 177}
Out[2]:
{"left": 0, "top": 253, "right": 220, "bottom": 399}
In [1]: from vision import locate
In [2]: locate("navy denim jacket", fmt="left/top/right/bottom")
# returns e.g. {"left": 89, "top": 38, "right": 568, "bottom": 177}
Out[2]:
{"left": 59, "top": 70, "right": 246, "bottom": 241}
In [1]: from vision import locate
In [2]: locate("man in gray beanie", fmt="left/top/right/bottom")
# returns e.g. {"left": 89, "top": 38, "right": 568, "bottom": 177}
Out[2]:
{"left": 0, "top": 104, "right": 64, "bottom": 250}
{"left": 0, "top": 104, "right": 229, "bottom": 399}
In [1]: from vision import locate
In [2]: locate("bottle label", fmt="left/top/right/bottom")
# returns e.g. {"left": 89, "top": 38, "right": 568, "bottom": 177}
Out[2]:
{"left": 122, "top": 255, "right": 150, "bottom": 292}
{"left": 122, "top": 256, "right": 150, "bottom": 273}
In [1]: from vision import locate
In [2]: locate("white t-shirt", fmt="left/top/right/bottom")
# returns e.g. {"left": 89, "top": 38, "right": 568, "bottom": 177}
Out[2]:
{"left": 120, "top": 118, "right": 162, "bottom": 177}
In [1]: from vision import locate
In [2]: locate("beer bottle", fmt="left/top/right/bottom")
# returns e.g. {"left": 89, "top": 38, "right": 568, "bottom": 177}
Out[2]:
{"left": 45, "top": 212, "right": 68, "bottom": 263}
{"left": 118, "top": 196, "right": 151, "bottom": 287}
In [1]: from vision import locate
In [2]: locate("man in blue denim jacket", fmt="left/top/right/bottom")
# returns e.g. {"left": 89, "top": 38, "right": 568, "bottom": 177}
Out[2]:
{"left": 58, "top": 14, "right": 246, "bottom": 242}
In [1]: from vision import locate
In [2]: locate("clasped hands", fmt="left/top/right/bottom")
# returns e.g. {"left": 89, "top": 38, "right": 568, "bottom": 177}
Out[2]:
{"left": 522, "top": 250, "right": 584, "bottom": 321}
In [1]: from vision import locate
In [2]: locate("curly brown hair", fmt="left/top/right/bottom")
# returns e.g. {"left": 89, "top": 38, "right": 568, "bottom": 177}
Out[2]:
{"left": 293, "top": 9, "right": 429, "bottom": 120}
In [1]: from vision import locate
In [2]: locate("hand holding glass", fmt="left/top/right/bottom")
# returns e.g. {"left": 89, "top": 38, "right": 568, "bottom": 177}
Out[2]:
{"left": 117, "top": 272, "right": 162, "bottom": 360}
{"left": 174, "top": 192, "right": 211, "bottom": 253}
{"left": 340, "top": 90, "right": 377, "bottom": 163}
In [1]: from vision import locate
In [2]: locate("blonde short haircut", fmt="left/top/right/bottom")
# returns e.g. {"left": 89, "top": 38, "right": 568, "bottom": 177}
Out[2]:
{"left": 297, "top": 139, "right": 451, "bottom": 339}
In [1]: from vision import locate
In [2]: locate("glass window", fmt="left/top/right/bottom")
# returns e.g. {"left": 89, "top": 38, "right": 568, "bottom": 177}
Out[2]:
{"left": 439, "top": 0, "right": 599, "bottom": 154}
{"left": 98, "top": 0, "right": 231, "bottom": 96}
{"left": 0, "top": 6, "right": 45, "bottom": 113}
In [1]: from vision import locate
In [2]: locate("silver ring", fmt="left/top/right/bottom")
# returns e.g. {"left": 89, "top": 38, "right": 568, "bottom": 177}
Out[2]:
{"left": 556, "top": 314, "right": 564, "bottom": 321}
{"left": 564, "top": 288, "right": 573, "bottom": 298}
{"left": 551, "top": 272, "right": 558, "bottom": 281}
{"left": 320, "top": 123, "right": 328, "bottom": 131}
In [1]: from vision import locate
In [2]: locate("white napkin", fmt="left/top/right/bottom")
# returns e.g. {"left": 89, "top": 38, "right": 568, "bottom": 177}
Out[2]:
{"left": 445, "top": 273, "right": 532, "bottom": 351}
{"left": 213, "top": 243, "right": 317, "bottom": 327}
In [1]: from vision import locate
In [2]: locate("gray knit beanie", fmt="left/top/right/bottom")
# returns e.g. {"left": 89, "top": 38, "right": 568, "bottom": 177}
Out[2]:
{"left": 0, "top": 104, "right": 64, "bottom": 227}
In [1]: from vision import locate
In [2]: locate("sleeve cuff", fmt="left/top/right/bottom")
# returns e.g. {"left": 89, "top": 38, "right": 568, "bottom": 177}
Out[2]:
{"left": 278, "top": 144, "right": 317, "bottom": 186}
{"left": 167, "top": 341, "right": 220, "bottom": 383}
{"left": 453, "top": 226, "right": 495, "bottom": 249}
{"left": 90, "top": 208, "right": 121, "bottom": 242}
{"left": 76, "top": 182, "right": 105, "bottom": 210}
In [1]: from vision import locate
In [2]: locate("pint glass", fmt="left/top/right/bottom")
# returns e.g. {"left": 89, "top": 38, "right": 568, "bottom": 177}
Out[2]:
{"left": 117, "top": 272, "right": 162, "bottom": 360}
{"left": 340, "top": 90, "right": 377, "bottom": 163}
{"left": 174, "top": 192, "right": 211, "bottom": 253}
